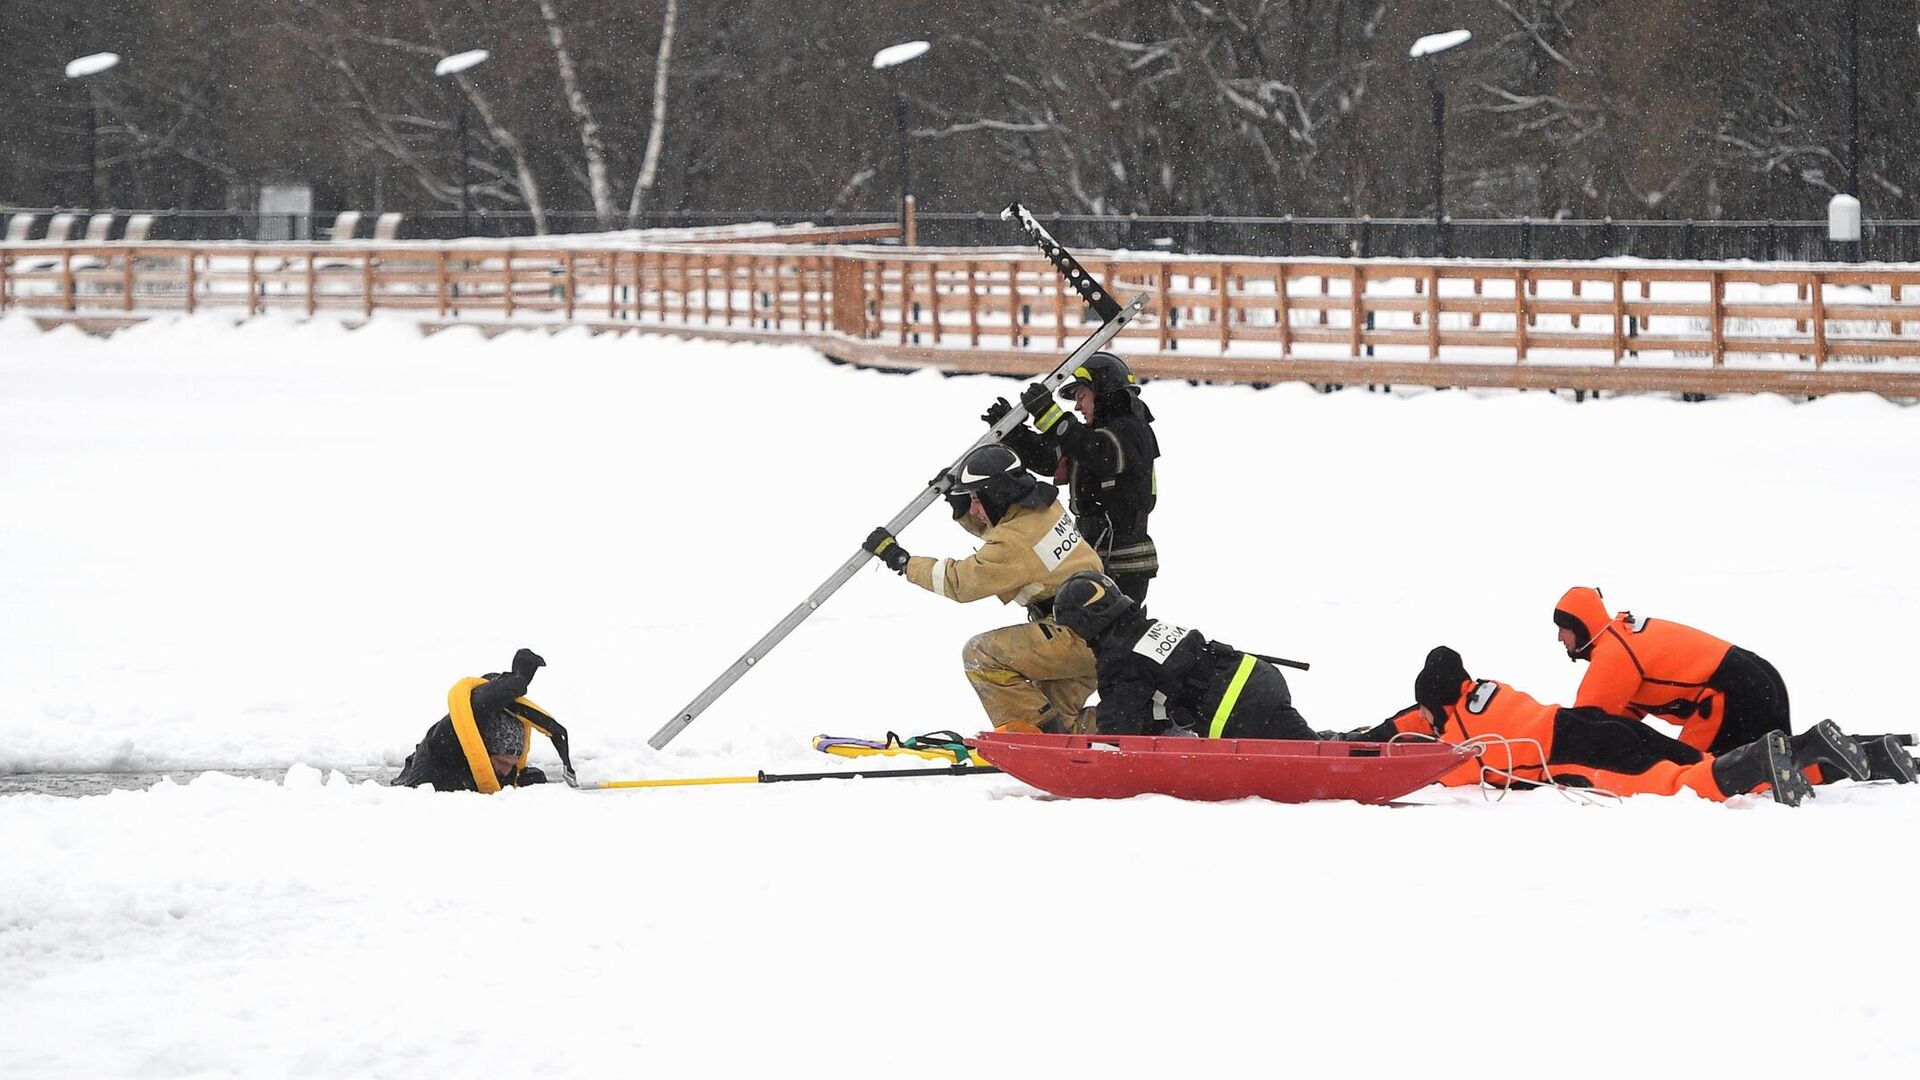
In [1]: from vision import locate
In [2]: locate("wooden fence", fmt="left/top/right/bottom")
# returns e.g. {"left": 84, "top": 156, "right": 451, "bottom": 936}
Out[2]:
{"left": 5, "top": 238, "right": 1919, "bottom": 398}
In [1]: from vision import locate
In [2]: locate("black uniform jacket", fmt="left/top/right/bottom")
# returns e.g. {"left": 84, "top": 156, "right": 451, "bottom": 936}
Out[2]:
{"left": 1004, "top": 406, "right": 1158, "bottom": 578}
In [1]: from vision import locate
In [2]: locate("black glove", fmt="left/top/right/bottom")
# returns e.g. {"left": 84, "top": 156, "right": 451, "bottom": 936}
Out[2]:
{"left": 512, "top": 648, "right": 546, "bottom": 677}
{"left": 863, "top": 527, "right": 911, "bottom": 573}
{"left": 1020, "top": 382, "right": 1066, "bottom": 433}
{"left": 981, "top": 397, "right": 1013, "bottom": 426}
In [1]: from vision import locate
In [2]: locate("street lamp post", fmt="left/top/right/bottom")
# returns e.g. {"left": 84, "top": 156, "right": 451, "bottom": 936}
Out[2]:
{"left": 435, "top": 49, "right": 491, "bottom": 237}
{"left": 64, "top": 52, "right": 122, "bottom": 209}
{"left": 872, "top": 40, "right": 930, "bottom": 244}
{"left": 1409, "top": 30, "right": 1471, "bottom": 257}
{"left": 1847, "top": 0, "right": 1860, "bottom": 197}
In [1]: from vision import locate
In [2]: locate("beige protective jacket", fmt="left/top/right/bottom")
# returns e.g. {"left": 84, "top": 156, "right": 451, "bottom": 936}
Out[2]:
{"left": 905, "top": 499, "right": 1103, "bottom": 607}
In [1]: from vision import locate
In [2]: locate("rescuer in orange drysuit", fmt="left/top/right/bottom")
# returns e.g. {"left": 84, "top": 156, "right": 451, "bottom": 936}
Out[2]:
{"left": 1552, "top": 586, "right": 1914, "bottom": 784}
{"left": 1371, "top": 646, "right": 1827, "bottom": 804}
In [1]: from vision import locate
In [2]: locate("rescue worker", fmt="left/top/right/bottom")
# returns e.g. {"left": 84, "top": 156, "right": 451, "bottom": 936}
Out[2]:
{"left": 392, "top": 647, "right": 577, "bottom": 792}
{"left": 863, "top": 443, "right": 1104, "bottom": 734}
{"left": 982, "top": 351, "right": 1160, "bottom": 601}
{"left": 1389, "top": 646, "right": 1821, "bottom": 805}
{"left": 1552, "top": 586, "right": 1912, "bottom": 784}
{"left": 1050, "top": 570, "right": 1316, "bottom": 740}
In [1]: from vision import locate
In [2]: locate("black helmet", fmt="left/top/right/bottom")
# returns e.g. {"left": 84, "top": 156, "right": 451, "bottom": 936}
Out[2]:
{"left": 948, "top": 443, "right": 1036, "bottom": 524}
{"left": 1052, "top": 571, "right": 1136, "bottom": 643}
{"left": 948, "top": 444, "right": 1022, "bottom": 495}
{"left": 1060, "top": 351, "right": 1138, "bottom": 403}
{"left": 1413, "top": 646, "right": 1472, "bottom": 719}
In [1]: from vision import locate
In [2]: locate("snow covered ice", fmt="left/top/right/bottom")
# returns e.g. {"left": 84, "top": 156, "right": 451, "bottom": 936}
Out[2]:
{"left": 3, "top": 310, "right": 1918, "bottom": 1076}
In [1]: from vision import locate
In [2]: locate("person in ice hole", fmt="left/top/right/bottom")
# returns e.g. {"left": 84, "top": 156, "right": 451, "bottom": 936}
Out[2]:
{"left": 392, "top": 648, "right": 576, "bottom": 792}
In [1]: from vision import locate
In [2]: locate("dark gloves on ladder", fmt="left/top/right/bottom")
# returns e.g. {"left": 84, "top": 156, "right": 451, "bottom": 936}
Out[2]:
{"left": 1020, "top": 382, "right": 1067, "bottom": 433}
{"left": 863, "top": 527, "right": 912, "bottom": 573}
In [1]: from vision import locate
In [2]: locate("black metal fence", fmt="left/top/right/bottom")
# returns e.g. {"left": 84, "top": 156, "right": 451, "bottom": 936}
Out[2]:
{"left": 6, "top": 205, "right": 1916, "bottom": 262}
{"left": 913, "top": 213, "right": 1917, "bottom": 262}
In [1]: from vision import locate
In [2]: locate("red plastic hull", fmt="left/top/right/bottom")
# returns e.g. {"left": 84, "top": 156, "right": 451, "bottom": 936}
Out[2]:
{"left": 968, "top": 732, "right": 1471, "bottom": 804}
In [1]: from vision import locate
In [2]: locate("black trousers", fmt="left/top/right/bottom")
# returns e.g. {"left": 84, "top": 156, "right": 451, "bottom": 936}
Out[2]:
{"left": 1705, "top": 646, "right": 1791, "bottom": 754}
{"left": 1110, "top": 573, "right": 1151, "bottom": 604}
{"left": 1553, "top": 707, "right": 1706, "bottom": 772}
{"left": 1218, "top": 661, "right": 1317, "bottom": 741}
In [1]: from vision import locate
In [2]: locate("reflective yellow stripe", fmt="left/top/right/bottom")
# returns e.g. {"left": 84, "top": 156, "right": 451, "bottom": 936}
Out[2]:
{"left": 1033, "top": 403, "right": 1064, "bottom": 431}
{"left": 1207, "top": 654, "right": 1259, "bottom": 739}
{"left": 447, "top": 676, "right": 501, "bottom": 794}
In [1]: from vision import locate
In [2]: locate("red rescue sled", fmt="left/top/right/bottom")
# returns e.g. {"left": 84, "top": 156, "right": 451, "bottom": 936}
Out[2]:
{"left": 968, "top": 732, "right": 1471, "bottom": 804}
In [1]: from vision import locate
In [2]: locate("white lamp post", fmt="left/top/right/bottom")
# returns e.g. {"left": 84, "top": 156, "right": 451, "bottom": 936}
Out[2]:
{"left": 436, "top": 50, "right": 491, "bottom": 235}
{"left": 1409, "top": 30, "right": 1471, "bottom": 256}
{"left": 65, "top": 52, "right": 122, "bottom": 209}
{"left": 872, "top": 41, "right": 931, "bottom": 239}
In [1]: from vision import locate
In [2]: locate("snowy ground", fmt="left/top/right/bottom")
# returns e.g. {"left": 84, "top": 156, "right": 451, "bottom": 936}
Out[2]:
{"left": 2, "top": 311, "right": 1917, "bottom": 1077}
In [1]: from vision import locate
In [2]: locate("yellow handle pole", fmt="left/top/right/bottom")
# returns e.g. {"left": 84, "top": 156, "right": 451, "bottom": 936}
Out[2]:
{"left": 581, "top": 774, "right": 760, "bottom": 790}
{"left": 578, "top": 762, "right": 1000, "bottom": 790}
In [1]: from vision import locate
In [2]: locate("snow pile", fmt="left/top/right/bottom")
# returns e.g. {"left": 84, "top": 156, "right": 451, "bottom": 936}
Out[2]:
{"left": 2, "top": 312, "right": 1916, "bottom": 1076}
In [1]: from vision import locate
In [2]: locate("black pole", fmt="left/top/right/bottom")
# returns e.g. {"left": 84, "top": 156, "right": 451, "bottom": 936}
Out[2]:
{"left": 457, "top": 99, "right": 470, "bottom": 237}
{"left": 759, "top": 763, "right": 1001, "bottom": 784}
{"left": 87, "top": 93, "right": 100, "bottom": 209}
{"left": 1430, "top": 70, "right": 1446, "bottom": 257}
{"left": 893, "top": 78, "right": 910, "bottom": 228}
{"left": 1847, "top": 0, "right": 1860, "bottom": 196}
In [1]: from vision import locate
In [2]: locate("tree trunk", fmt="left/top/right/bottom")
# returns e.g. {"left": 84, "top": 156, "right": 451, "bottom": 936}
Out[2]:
{"left": 457, "top": 73, "right": 550, "bottom": 235}
{"left": 626, "top": 0, "right": 678, "bottom": 228}
{"left": 536, "top": 0, "right": 615, "bottom": 229}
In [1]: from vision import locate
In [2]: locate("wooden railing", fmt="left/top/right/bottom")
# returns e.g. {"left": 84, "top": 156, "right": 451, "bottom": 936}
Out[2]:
{"left": 5, "top": 240, "right": 1919, "bottom": 398}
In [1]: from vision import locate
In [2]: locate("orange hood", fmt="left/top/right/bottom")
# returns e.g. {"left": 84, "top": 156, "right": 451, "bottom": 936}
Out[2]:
{"left": 1553, "top": 586, "right": 1611, "bottom": 656}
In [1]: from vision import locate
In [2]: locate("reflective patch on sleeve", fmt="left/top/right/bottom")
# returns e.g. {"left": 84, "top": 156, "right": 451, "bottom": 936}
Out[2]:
{"left": 1151, "top": 691, "right": 1170, "bottom": 723}
{"left": 1033, "top": 513, "right": 1083, "bottom": 571}
{"left": 931, "top": 559, "right": 951, "bottom": 599}
{"left": 1465, "top": 680, "right": 1499, "bottom": 715}
{"left": 1131, "top": 620, "right": 1192, "bottom": 666}
{"left": 1099, "top": 428, "right": 1127, "bottom": 474}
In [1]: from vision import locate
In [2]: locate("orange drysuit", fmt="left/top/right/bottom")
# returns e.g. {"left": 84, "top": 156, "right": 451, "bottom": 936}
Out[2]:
{"left": 1554, "top": 586, "right": 1788, "bottom": 753}
{"left": 1386, "top": 676, "right": 1738, "bottom": 800}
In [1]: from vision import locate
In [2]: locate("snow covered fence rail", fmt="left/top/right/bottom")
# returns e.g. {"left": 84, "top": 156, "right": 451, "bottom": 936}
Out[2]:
{"left": 5, "top": 240, "right": 1920, "bottom": 398}
{"left": 846, "top": 252, "right": 1920, "bottom": 399}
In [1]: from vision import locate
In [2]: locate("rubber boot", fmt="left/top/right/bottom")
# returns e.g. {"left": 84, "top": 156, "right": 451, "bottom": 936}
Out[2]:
{"left": 1711, "top": 731, "right": 1812, "bottom": 807}
{"left": 1859, "top": 734, "right": 1919, "bottom": 783}
{"left": 1789, "top": 719, "right": 1870, "bottom": 782}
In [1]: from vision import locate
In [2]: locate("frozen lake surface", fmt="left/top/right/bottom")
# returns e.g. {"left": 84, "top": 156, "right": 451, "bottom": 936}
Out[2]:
{"left": 3, "top": 312, "right": 1916, "bottom": 1077}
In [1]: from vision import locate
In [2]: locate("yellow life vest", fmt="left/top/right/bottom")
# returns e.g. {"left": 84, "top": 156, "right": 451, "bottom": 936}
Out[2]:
{"left": 446, "top": 676, "right": 566, "bottom": 794}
